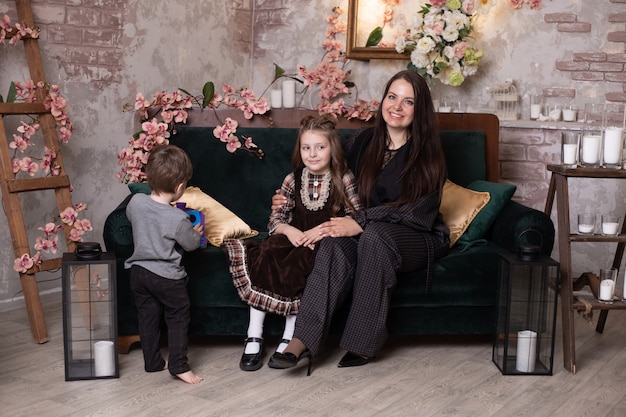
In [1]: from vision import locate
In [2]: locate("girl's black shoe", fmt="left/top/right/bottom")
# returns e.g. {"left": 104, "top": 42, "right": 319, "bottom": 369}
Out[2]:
{"left": 269, "top": 349, "right": 312, "bottom": 376}
{"left": 240, "top": 337, "right": 264, "bottom": 371}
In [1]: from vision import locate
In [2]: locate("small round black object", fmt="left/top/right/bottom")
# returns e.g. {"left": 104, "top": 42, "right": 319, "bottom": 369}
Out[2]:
{"left": 75, "top": 242, "right": 102, "bottom": 260}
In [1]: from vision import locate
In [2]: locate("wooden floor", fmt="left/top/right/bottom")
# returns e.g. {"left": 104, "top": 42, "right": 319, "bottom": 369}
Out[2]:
{"left": 2, "top": 300, "right": 626, "bottom": 417}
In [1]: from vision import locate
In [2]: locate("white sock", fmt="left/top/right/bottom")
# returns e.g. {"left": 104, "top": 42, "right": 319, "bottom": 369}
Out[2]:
{"left": 245, "top": 307, "right": 265, "bottom": 354}
{"left": 277, "top": 315, "right": 296, "bottom": 353}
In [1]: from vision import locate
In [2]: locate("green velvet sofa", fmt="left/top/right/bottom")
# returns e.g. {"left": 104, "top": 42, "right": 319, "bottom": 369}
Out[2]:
{"left": 103, "top": 110, "right": 555, "bottom": 353}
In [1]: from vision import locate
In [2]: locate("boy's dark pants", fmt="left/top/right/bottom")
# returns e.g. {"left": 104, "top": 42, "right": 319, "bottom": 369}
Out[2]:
{"left": 130, "top": 265, "right": 191, "bottom": 376}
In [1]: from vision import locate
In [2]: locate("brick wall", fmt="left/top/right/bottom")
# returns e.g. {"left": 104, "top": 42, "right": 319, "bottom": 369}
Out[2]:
{"left": 547, "top": 0, "right": 626, "bottom": 103}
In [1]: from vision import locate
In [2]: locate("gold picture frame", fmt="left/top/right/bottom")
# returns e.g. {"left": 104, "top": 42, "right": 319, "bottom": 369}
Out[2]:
{"left": 345, "top": 0, "right": 410, "bottom": 60}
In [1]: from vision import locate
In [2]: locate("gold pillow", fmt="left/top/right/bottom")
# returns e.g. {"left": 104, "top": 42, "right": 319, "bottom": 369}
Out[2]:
{"left": 174, "top": 186, "right": 258, "bottom": 247}
{"left": 440, "top": 180, "right": 490, "bottom": 247}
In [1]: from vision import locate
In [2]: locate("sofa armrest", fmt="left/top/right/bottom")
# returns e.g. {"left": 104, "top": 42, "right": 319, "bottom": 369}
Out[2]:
{"left": 103, "top": 194, "right": 134, "bottom": 259}
{"left": 489, "top": 200, "right": 555, "bottom": 256}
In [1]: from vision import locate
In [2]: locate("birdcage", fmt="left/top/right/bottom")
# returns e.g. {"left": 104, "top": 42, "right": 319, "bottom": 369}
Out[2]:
{"left": 492, "top": 80, "right": 519, "bottom": 121}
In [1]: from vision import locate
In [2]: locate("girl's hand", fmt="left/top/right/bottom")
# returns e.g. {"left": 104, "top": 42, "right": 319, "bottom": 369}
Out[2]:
{"left": 271, "top": 189, "right": 288, "bottom": 211}
{"left": 296, "top": 227, "right": 324, "bottom": 250}
{"left": 318, "top": 217, "right": 363, "bottom": 238}
{"left": 276, "top": 224, "right": 306, "bottom": 248}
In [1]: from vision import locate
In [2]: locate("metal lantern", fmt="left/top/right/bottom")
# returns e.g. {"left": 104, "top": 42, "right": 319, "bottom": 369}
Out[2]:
{"left": 62, "top": 243, "right": 119, "bottom": 380}
{"left": 492, "top": 248, "right": 559, "bottom": 375}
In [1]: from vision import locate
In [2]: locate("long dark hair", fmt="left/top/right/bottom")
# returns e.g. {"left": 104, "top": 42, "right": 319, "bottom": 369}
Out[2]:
{"left": 291, "top": 115, "right": 357, "bottom": 216}
{"left": 357, "top": 70, "right": 446, "bottom": 207}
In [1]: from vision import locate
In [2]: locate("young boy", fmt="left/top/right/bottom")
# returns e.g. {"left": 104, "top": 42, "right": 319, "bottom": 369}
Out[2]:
{"left": 125, "top": 144, "right": 204, "bottom": 384}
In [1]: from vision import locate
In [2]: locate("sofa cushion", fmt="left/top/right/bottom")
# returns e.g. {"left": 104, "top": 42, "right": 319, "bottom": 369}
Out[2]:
{"left": 440, "top": 180, "right": 490, "bottom": 246}
{"left": 456, "top": 180, "right": 517, "bottom": 248}
{"left": 174, "top": 186, "right": 258, "bottom": 246}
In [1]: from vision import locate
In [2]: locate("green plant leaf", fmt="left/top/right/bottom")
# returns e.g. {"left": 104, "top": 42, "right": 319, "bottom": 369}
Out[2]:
{"left": 202, "top": 81, "right": 214, "bottom": 108}
{"left": 274, "top": 63, "right": 285, "bottom": 80}
{"left": 7, "top": 81, "right": 17, "bottom": 103}
{"left": 366, "top": 27, "right": 383, "bottom": 47}
{"left": 178, "top": 87, "right": 193, "bottom": 96}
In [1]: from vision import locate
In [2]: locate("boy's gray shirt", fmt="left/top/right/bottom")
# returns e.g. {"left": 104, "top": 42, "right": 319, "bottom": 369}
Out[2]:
{"left": 125, "top": 193, "right": 201, "bottom": 279}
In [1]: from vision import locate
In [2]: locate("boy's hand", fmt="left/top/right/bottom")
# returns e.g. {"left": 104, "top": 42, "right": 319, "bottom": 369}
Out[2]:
{"left": 193, "top": 222, "right": 204, "bottom": 235}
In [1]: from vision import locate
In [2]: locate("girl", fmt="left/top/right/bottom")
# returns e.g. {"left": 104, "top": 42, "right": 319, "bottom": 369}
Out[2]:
{"left": 222, "top": 114, "right": 361, "bottom": 372}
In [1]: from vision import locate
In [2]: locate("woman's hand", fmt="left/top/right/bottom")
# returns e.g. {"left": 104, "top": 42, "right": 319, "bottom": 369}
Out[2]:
{"left": 318, "top": 217, "right": 363, "bottom": 238}
{"left": 271, "top": 189, "right": 288, "bottom": 211}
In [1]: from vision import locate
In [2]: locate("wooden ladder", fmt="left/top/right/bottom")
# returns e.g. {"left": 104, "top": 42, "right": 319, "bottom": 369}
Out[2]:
{"left": 0, "top": 0, "right": 77, "bottom": 343}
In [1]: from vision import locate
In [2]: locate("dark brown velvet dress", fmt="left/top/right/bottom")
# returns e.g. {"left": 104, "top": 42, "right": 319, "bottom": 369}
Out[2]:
{"left": 222, "top": 169, "right": 337, "bottom": 316}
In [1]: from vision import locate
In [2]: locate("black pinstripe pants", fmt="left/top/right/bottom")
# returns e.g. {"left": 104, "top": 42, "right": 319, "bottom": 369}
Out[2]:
{"left": 293, "top": 222, "right": 448, "bottom": 358}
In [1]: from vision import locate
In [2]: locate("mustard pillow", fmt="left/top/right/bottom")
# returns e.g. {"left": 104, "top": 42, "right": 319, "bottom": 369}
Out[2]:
{"left": 174, "top": 186, "right": 258, "bottom": 247}
{"left": 440, "top": 180, "right": 491, "bottom": 247}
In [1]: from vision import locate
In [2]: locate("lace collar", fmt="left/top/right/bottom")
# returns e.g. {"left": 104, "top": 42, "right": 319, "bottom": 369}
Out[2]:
{"left": 300, "top": 167, "right": 331, "bottom": 211}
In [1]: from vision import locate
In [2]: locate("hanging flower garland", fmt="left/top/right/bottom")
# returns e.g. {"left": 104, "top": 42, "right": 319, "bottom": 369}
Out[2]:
{"left": 118, "top": 6, "right": 379, "bottom": 184}
{"left": 2, "top": 14, "right": 91, "bottom": 273}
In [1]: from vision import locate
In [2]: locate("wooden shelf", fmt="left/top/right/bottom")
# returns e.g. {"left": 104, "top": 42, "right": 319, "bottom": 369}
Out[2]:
{"left": 544, "top": 164, "right": 626, "bottom": 374}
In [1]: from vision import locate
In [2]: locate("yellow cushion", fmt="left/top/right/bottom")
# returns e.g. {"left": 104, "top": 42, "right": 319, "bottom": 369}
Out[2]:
{"left": 174, "top": 186, "right": 258, "bottom": 247}
{"left": 440, "top": 180, "right": 490, "bottom": 247}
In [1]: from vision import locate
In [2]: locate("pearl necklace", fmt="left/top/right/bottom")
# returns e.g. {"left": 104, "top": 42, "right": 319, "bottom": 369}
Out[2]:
{"left": 300, "top": 167, "right": 331, "bottom": 211}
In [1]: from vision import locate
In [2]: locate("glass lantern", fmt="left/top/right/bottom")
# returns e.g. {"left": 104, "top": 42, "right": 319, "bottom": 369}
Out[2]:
{"left": 492, "top": 252, "right": 559, "bottom": 375}
{"left": 62, "top": 244, "right": 119, "bottom": 380}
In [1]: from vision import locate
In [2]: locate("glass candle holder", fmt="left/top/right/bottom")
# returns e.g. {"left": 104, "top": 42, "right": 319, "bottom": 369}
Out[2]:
{"left": 601, "top": 214, "right": 620, "bottom": 236}
{"left": 580, "top": 103, "right": 605, "bottom": 168}
{"left": 530, "top": 94, "right": 543, "bottom": 120}
{"left": 598, "top": 268, "right": 617, "bottom": 304}
{"left": 561, "top": 131, "right": 579, "bottom": 168}
{"left": 577, "top": 213, "right": 596, "bottom": 235}
{"left": 562, "top": 105, "right": 578, "bottom": 122}
{"left": 603, "top": 103, "right": 625, "bottom": 169}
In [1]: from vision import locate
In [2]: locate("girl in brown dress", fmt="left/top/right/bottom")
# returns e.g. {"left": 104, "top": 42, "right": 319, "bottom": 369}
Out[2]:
{"left": 222, "top": 115, "right": 361, "bottom": 371}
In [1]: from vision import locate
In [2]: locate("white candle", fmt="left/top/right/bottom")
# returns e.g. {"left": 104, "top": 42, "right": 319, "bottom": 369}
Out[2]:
{"left": 530, "top": 104, "right": 541, "bottom": 120}
{"left": 563, "top": 108, "right": 576, "bottom": 122}
{"left": 602, "top": 222, "right": 619, "bottom": 235}
{"left": 270, "top": 89, "right": 282, "bottom": 108}
{"left": 94, "top": 340, "right": 116, "bottom": 377}
{"left": 581, "top": 135, "right": 601, "bottom": 164}
{"left": 578, "top": 224, "right": 594, "bottom": 234}
{"left": 439, "top": 106, "right": 451, "bottom": 113}
{"left": 282, "top": 80, "right": 296, "bottom": 108}
{"left": 599, "top": 279, "right": 615, "bottom": 301}
{"left": 563, "top": 144, "right": 577, "bottom": 165}
{"left": 516, "top": 330, "right": 537, "bottom": 373}
{"left": 603, "top": 127, "right": 624, "bottom": 165}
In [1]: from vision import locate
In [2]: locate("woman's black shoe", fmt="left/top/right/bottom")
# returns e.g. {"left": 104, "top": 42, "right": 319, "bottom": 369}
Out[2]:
{"left": 240, "top": 337, "right": 264, "bottom": 371}
{"left": 337, "top": 351, "right": 369, "bottom": 368}
{"left": 269, "top": 349, "right": 312, "bottom": 376}
{"left": 267, "top": 339, "right": 291, "bottom": 369}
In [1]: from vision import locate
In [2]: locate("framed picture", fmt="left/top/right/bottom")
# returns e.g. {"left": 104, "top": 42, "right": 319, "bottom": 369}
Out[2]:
{"left": 345, "top": 0, "right": 413, "bottom": 60}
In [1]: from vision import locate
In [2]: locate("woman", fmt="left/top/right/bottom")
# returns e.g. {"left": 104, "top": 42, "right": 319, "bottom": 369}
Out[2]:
{"left": 269, "top": 70, "right": 450, "bottom": 374}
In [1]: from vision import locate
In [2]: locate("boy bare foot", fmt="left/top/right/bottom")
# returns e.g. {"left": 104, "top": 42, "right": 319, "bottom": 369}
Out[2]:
{"left": 176, "top": 370, "right": 203, "bottom": 384}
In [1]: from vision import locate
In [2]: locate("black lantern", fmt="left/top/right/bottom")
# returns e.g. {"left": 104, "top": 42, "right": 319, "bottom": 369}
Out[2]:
{"left": 492, "top": 246, "right": 559, "bottom": 375}
{"left": 62, "top": 243, "right": 119, "bottom": 380}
